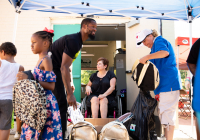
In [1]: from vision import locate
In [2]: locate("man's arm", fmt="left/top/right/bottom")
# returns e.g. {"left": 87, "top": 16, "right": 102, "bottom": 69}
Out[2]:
{"left": 187, "top": 63, "right": 196, "bottom": 76}
{"left": 61, "top": 53, "right": 77, "bottom": 108}
{"left": 140, "top": 50, "right": 169, "bottom": 64}
{"left": 69, "top": 65, "right": 75, "bottom": 91}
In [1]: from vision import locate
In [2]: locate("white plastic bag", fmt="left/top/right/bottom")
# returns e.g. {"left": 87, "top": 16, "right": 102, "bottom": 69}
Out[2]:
{"left": 67, "top": 102, "right": 84, "bottom": 124}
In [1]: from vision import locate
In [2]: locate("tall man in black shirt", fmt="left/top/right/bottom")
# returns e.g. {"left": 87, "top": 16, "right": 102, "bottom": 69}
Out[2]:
{"left": 187, "top": 38, "right": 200, "bottom": 140}
{"left": 50, "top": 18, "right": 97, "bottom": 139}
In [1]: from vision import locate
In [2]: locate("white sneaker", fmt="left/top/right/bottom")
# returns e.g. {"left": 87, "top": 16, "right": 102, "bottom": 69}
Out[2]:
{"left": 14, "top": 131, "right": 21, "bottom": 140}
{"left": 10, "top": 129, "right": 16, "bottom": 135}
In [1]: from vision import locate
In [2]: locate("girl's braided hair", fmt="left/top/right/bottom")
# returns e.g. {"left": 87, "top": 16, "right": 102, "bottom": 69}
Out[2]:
{"left": 34, "top": 31, "right": 54, "bottom": 47}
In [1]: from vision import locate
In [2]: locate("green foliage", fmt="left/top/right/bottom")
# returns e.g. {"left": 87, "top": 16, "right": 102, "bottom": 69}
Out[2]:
{"left": 180, "top": 70, "right": 186, "bottom": 79}
{"left": 180, "top": 70, "right": 187, "bottom": 89}
{"left": 81, "top": 70, "right": 97, "bottom": 84}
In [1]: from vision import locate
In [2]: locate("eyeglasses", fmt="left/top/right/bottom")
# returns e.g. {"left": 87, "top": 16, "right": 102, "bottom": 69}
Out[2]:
{"left": 87, "top": 25, "right": 97, "bottom": 30}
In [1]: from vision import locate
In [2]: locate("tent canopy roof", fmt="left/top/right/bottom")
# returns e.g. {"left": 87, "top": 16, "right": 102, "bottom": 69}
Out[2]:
{"left": 9, "top": 0, "right": 200, "bottom": 22}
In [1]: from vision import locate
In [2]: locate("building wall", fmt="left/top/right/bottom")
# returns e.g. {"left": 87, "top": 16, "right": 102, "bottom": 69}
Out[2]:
{"left": 162, "top": 20, "right": 175, "bottom": 49}
{"left": 0, "top": 0, "right": 67, "bottom": 70}
{"left": 125, "top": 18, "right": 160, "bottom": 110}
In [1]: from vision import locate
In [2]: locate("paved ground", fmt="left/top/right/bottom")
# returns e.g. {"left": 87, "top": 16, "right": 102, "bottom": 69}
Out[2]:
{"left": 173, "top": 115, "right": 197, "bottom": 140}
{"left": 9, "top": 115, "right": 197, "bottom": 140}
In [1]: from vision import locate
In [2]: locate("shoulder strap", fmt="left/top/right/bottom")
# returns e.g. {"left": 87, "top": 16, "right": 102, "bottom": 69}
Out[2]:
{"left": 37, "top": 56, "right": 48, "bottom": 68}
{"left": 131, "top": 59, "right": 140, "bottom": 73}
{"left": 131, "top": 59, "right": 140, "bottom": 81}
{"left": 151, "top": 61, "right": 160, "bottom": 89}
{"left": 138, "top": 61, "right": 150, "bottom": 86}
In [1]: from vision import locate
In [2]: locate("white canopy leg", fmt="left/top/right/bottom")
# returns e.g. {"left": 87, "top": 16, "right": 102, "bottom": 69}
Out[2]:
{"left": 189, "top": 21, "right": 194, "bottom": 135}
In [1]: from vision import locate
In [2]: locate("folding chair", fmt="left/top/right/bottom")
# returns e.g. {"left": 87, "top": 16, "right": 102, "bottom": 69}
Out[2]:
{"left": 178, "top": 89, "right": 192, "bottom": 119}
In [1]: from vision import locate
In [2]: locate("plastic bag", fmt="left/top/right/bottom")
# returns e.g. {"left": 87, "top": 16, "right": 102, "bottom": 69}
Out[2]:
{"left": 67, "top": 102, "right": 84, "bottom": 124}
{"left": 123, "top": 89, "right": 157, "bottom": 140}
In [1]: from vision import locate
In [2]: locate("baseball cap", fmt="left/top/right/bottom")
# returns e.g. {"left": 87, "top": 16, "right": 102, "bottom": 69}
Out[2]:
{"left": 136, "top": 29, "right": 153, "bottom": 45}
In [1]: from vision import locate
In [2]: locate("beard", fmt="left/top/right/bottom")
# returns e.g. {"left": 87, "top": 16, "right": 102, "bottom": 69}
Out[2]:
{"left": 88, "top": 33, "right": 95, "bottom": 40}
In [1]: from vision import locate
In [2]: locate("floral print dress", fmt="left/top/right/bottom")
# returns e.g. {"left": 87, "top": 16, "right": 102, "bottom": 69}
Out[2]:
{"left": 20, "top": 57, "right": 63, "bottom": 140}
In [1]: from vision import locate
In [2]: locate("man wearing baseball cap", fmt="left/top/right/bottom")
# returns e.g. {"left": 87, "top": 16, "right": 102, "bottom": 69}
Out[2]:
{"left": 136, "top": 29, "right": 181, "bottom": 140}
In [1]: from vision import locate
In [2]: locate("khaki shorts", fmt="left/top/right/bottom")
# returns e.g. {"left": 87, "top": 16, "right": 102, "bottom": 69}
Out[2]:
{"left": 0, "top": 100, "right": 13, "bottom": 130}
{"left": 158, "top": 90, "right": 180, "bottom": 126}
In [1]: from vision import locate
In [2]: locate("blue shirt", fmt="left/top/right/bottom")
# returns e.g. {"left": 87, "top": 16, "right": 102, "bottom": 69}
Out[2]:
{"left": 150, "top": 36, "right": 181, "bottom": 95}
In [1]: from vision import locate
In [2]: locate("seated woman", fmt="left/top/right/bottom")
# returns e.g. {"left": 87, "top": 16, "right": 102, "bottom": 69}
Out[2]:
{"left": 85, "top": 57, "right": 116, "bottom": 118}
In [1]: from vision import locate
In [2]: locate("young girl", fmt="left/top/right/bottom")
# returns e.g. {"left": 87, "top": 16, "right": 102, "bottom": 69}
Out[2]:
{"left": 17, "top": 28, "right": 63, "bottom": 140}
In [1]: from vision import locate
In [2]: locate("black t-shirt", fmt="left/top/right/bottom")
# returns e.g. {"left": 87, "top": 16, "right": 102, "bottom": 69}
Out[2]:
{"left": 51, "top": 32, "right": 83, "bottom": 69}
{"left": 187, "top": 38, "right": 200, "bottom": 85}
{"left": 90, "top": 71, "right": 116, "bottom": 97}
{"left": 187, "top": 38, "right": 200, "bottom": 64}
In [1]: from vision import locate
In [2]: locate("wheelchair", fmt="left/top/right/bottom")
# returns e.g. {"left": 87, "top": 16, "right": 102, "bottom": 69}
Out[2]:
{"left": 81, "top": 91, "right": 123, "bottom": 118}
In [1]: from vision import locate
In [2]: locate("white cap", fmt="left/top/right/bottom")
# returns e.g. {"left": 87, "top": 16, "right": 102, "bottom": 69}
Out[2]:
{"left": 136, "top": 29, "right": 153, "bottom": 45}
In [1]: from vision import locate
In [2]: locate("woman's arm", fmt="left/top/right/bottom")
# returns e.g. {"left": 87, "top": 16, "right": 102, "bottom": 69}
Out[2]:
{"left": 39, "top": 57, "right": 55, "bottom": 91}
{"left": 139, "top": 50, "right": 169, "bottom": 64}
{"left": 85, "top": 80, "right": 92, "bottom": 95}
{"left": 98, "top": 77, "right": 116, "bottom": 99}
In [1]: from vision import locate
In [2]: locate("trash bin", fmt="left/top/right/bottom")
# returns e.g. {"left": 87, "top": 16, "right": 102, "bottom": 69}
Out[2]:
{"left": 120, "top": 89, "right": 127, "bottom": 114}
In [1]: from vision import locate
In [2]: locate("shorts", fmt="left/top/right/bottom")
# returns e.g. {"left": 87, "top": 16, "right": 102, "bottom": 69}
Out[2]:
{"left": 0, "top": 100, "right": 13, "bottom": 130}
{"left": 158, "top": 90, "right": 180, "bottom": 126}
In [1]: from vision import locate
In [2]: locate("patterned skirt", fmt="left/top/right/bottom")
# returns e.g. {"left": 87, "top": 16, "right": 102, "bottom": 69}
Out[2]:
{"left": 20, "top": 91, "right": 63, "bottom": 140}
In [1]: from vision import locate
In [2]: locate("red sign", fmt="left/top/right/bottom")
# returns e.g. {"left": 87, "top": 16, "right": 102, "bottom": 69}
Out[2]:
{"left": 175, "top": 37, "right": 198, "bottom": 46}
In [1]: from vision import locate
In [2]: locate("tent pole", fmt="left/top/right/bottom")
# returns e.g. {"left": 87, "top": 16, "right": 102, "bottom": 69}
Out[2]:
{"left": 177, "top": 45, "right": 179, "bottom": 70}
{"left": 189, "top": 21, "right": 194, "bottom": 135}
{"left": 12, "top": 12, "right": 19, "bottom": 44}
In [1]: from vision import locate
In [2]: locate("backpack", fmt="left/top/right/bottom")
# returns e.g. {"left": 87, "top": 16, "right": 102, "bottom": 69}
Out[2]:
{"left": 13, "top": 79, "right": 47, "bottom": 131}
{"left": 98, "top": 121, "right": 129, "bottom": 140}
{"left": 69, "top": 121, "right": 97, "bottom": 140}
{"left": 132, "top": 59, "right": 160, "bottom": 91}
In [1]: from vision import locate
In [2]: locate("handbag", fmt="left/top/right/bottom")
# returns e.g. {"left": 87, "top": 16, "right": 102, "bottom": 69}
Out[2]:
{"left": 13, "top": 79, "right": 47, "bottom": 131}
{"left": 69, "top": 121, "right": 97, "bottom": 140}
{"left": 98, "top": 121, "right": 129, "bottom": 140}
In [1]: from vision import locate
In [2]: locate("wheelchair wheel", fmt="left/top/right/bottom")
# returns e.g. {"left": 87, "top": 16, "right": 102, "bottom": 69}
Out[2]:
{"left": 81, "top": 96, "right": 87, "bottom": 116}
{"left": 118, "top": 96, "right": 122, "bottom": 116}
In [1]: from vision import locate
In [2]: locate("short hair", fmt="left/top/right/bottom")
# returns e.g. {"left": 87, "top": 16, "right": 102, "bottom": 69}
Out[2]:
{"left": 152, "top": 29, "right": 159, "bottom": 37}
{"left": 0, "top": 42, "right": 17, "bottom": 56}
{"left": 97, "top": 57, "right": 109, "bottom": 70}
{"left": 81, "top": 18, "right": 96, "bottom": 28}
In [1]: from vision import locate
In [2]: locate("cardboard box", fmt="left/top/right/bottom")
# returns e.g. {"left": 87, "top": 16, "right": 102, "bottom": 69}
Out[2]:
{"left": 84, "top": 118, "right": 116, "bottom": 134}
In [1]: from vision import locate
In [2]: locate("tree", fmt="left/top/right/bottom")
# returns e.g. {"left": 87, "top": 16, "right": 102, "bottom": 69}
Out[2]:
{"left": 81, "top": 70, "right": 97, "bottom": 84}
